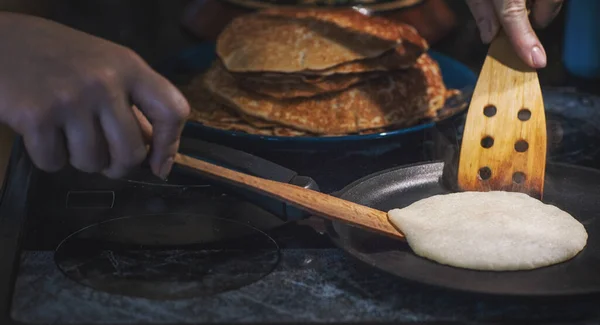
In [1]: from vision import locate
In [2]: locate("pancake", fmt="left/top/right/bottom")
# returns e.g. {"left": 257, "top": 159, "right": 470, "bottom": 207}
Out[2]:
{"left": 182, "top": 77, "right": 414, "bottom": 137}
{"left": 236, "top": 45, "right": 427, "bottom": 99}
{"left": 388, "top": 191, "right": 588, "bottom": 271}
{"left": 239, "top": 51, "right": 448, "bottom": 100}
{"left": 204, "top": 53, "right": 454, "bottom": 134}
{"left": 183, "top": 83, "right": 241, "bottom": 125}
{"left": 238, "top": 71, "right": 383, "bottom": 99}
{"left": 217, "top": 9, "right": 427, "bottom": 73}
{"left": 182, "top": 78, "right": 313, "bottom": 136}
{"left": 287, "top": 46, "right": 425, "bottom": 76}
{"left": 187, "top": 99, "right": 312, "bottom": 137}
{"left": 205, "top": 61, "right": 357, "bottom": 134}
{"left": 258, "top": 7, "right": 428, "bottom": 52}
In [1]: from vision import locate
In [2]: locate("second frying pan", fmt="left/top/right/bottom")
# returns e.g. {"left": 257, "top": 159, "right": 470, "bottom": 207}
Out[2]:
{"left": 178, "top": 138, "right": 600, "bottom": 297}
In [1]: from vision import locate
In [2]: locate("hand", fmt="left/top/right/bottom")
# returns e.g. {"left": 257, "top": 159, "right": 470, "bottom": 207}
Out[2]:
{"left": 0, "top": 12, "right": 189, "bottom": 179}
{"left": 466, "top": 0, "right": 564, "bottom": 68}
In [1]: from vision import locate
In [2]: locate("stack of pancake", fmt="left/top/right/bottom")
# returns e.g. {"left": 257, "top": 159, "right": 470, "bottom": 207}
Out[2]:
{"left": 182, "top": 8, "right": 463, "bottom": 137}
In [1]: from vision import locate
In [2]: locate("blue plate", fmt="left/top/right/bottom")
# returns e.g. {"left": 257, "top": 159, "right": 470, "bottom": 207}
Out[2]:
{"left": 160, "top": 43, "right": 477, "bottom": 149}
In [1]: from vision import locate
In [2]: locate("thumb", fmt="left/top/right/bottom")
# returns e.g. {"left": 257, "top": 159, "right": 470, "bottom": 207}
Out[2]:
{"left": 492, "top": 0, "right": 547, "bottom": 68}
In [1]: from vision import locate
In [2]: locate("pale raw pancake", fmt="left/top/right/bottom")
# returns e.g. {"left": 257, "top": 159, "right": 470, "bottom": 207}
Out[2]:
{"left": 388, "top": 191, "right": 588, "bottom": 271}
{"left": 217, "top": 9, "right": 427, "bottom": 73}
{"left": 204, "top": 54, "right": 451, "bottom": 134}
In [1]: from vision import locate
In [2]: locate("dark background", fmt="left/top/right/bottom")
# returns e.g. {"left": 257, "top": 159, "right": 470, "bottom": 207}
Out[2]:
{"left": 0, "top": 0, "right": 590, "bottom": 93}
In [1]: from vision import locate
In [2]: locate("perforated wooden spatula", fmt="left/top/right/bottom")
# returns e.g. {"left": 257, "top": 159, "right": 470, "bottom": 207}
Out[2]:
{"left": 457, "top": 30, "right": 547, "bottom": 200}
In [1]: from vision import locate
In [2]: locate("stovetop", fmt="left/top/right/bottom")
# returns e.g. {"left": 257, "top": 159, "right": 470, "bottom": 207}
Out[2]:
{"left": 4, "top": 88, "right": 600, "bottom": 324}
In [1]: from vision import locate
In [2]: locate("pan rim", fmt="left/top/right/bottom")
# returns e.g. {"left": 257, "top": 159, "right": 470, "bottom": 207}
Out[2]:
{"left": 335, "top": 160, "right": 600, "bottom": 197}
{"left": 330, "top": 160, "right": 600, "bottom": 297}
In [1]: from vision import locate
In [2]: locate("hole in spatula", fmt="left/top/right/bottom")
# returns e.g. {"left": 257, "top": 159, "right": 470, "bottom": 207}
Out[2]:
{"left": 478, "top": 167, "right": 492, "bottom": 181}
{"left": 480, "top": 136, "right": 494, "bottom": 148}
{"left": 518, "top": 109, "right": 531, "bottom": 121}
{"left": 513, "top": 172, "right": 526, "bottom": 184}
{"left": 515, "top": 140, "right": 529, "bottom": 152}
{"left": 483, "top": 105, "right": 497, "bottom": 117}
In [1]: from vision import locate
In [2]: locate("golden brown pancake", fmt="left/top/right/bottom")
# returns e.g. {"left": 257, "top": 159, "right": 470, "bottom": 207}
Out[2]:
{"left": 182, "top": 78, "right": 313, "bottom": 136}
{"left": 217, "top": 9, "right": 427, "bottom": 73}
{"left": 258, "top": 8, "right": 428, "bottom": 51}
{"left": 298, "top": 45, "right": 427, "bottom": 75}
{"left": 187, "top": 98, "right": 312, "bottom": 137}
{"left": 235, "top": 43, "right": 432, "bottom": 99}
{"left": 272, "top": 127, "right": 310, "bottom": 137}
{"left": 182, "top": 78, "right": 421, "bottom": 138}
{"left": 183, "top": 83, "right": 241, "bottom": 124}
{"left": 237, "top": 42, "right": 438, "bottom": 99}
{"left": 203, "top": 53, "right": 454, "bottom": 134}
{"left": 204, "top": 61, "right": 355, "bottom": 134}
{"left": 237, "top": 71, "right": 381, "bottom": 99}
{"left": 236, "top": 46, "right": 428, "bottom": 89}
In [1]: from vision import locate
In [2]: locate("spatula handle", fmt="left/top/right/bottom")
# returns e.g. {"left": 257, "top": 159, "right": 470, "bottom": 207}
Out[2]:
{"left": 174, "top": 153, "right": 404, "bottom": 239}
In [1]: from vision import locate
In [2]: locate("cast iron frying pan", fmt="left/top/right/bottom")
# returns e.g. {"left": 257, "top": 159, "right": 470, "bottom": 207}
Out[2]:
{"left": 329, "top": 161, "right": 600, "bottom": 297}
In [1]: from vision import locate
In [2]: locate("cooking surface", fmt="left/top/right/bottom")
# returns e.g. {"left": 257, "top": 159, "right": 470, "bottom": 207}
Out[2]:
{"left": 13, "top": 250, "right": 600, "bottom": 324}
{"left": 5, "top": 88, "right": 600, "bottom": 324}
{"left": 11, "top": 176, "right": 600, "bottom": 324}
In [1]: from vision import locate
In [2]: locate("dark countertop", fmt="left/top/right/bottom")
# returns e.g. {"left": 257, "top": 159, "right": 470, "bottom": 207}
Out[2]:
{"left": 10, "top": 249, "right": 600, "bottom": 324}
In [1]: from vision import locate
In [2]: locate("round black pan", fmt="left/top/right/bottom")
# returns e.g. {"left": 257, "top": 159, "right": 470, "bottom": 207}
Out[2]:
{"left": 329, "top": 161, "right": 600, "bottom": 297}
{"left": 177, "top": 138, "right": 600, "bottom": 297}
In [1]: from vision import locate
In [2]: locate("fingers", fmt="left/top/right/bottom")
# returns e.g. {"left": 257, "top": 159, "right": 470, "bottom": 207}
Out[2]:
{"left": 492, "top": 0, "right": 547, "bottom": 68}
{"left": 129, "top": 69, "right": 189, "bottom": 179}
{"left": 98, "top": 96, "right": 148, "bottom": 179}
{"left": 467, "top": 0, "right": 557, "bottom": 68}
{"left": 132, "top": 105, "right": 153, "bottom": 145}
{"left": 466, "top": 0, "right": 500, "bottom": 43}
{"left": 63, "top": 115, "right": 108, "bottom": 173}
{"left": 531, "top": 0, "right": 563, "bottom": 28}
{"left": 23, "top": 127, "right": 67, "bottom": 172}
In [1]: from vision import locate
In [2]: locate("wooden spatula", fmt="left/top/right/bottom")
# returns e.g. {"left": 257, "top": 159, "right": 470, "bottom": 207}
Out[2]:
{"left": 174, "top": 153, "right": 405, "bottom": 239}
{"left": 457, "top": 30, "right": 547, "bottom": 199}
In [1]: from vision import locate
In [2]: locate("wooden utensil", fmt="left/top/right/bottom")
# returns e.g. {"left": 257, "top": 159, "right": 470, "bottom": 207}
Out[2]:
{"left": 457, "top": 30, "right": 547, "bottom": 199}
{"left": 173, "top": 153, "right": 405, "bottom": 239}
